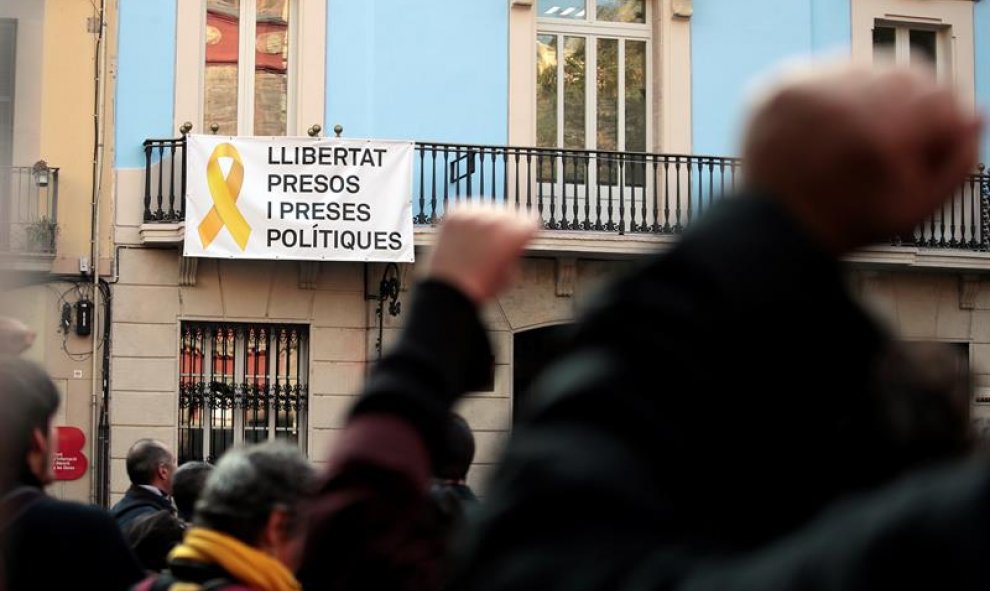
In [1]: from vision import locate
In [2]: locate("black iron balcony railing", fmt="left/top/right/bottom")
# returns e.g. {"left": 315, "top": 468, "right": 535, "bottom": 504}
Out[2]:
{"left": 1, "top": 163, "right": 60, "bottom": 255}
{"left": 142, "top": 135, "right": 990, "bottom": 250}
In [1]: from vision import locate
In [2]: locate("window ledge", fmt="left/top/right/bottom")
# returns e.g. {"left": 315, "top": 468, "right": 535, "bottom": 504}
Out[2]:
{"left": 140, "top": 222, "right": 184, "bottom": 245}
{"left": 135, "top": 225, "right": 990, "bottom": 271}
{"left": 0, "top": 251, "right": 56, "bottom": 273}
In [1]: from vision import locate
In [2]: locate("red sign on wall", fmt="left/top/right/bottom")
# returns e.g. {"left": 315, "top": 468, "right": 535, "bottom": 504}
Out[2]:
{"left": 52, "top": 426, "right": 88, "bottom": 481}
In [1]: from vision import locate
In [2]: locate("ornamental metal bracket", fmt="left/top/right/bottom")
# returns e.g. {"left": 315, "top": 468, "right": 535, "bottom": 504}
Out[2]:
{"left": 179, "top": 257, "right": 199, "bottom": 287}
{"left": 555, "top": 257, "right": 577, "bottom": 297}
{"left": 375, "top": 263, "right": 402, "bottom": 358}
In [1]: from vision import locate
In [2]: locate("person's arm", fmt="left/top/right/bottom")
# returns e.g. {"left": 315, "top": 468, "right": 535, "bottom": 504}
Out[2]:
{"left": 297, "top": 207, "right": 536, "bottom": 590}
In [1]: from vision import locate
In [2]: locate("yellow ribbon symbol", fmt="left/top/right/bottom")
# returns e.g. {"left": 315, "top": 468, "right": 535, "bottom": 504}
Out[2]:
{"left": 199, "top": 143, "right": 251, "bottom": 251}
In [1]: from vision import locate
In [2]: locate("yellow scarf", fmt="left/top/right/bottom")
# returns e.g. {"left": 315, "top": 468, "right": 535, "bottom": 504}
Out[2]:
{"left": 168, "top": 527, "right": 301, "bottom": 591}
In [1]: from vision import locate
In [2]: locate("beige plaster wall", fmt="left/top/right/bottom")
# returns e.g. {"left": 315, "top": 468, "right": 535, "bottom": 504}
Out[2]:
{"left": 854, "top": 269, "right": 990, "bottom": 442}
{"left": 110, "top": 246, "right": 990, "bottom": 500}
{"left": 0, "top": 282, "right": 99, "bottom": 502}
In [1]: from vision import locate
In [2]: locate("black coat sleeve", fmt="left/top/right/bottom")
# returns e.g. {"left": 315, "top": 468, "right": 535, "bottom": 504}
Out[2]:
{"left": 351, "top": 279, "right": 493, "bottom": 465}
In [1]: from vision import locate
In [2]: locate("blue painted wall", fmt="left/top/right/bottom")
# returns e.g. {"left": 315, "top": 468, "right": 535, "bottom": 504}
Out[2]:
{"left": 691, "top": 0, "right": 850, "bottom": 156}
{"left": 114, "top": 0, "right": 177, "bottom": 169}
{"left": 976, "top": 0, "right": 990, "bottom": 163}
{"left": 811, "top": 0, "right": 851, "bottom": 53}
{"left": 326, "top": 0, "right": 508, "bottom": 145}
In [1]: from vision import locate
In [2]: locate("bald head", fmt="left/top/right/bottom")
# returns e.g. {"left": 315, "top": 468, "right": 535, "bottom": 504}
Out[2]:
{"left": 126, "top": 439, "right": 176, "bottom": 492}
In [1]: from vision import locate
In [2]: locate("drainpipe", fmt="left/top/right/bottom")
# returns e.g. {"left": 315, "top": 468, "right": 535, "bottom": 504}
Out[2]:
{"left": 89, "top": 0, "right": 109, "bottom": 506}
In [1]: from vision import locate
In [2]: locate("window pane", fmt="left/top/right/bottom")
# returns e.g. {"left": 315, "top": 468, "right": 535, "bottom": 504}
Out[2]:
{"left": 596, "top": 0, "right": 645, "bottom": 23}
{"left": 538, "top": 0, "right": 587, "bottom": 20}
{"left": 563, "top": 36, "right": 586, "bottom": 150}
{"left": 204, "top": 0, "right": 240, "bottom": 135}
{"left": 597, "top": 38, "right": 618, "bottom": 151}
{"left": 873, "top": 26, "right": 895, "bottom": 64}
{"left": 597, "top": 38, "right": 618, "bottom": 184}
{"left": 254, "top": 0, "right": 289, "bottom": 136}
{"left": 536, "top": 34, "right": 558, "bottom": 148}
{"left": 910, "top": 29, "right": 937, "bottom": 67}
{"left": 625, "top": 40, "right": 647, "bottom": 186}
{"left": 624, "top": 40, "right": 646, "bottom": 153}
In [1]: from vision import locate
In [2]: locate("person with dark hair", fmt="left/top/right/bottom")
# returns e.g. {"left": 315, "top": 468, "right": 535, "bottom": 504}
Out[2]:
{"left": 0, "top": 356, "right": 144, "bottom": 590}
{"left": 430, "top": 413, "right": 479, "bottom": 519}
{"left": 123, "top": 461, "right": 214, "bottom": 573}
{"left": 135, "top": 441, "right": 315, "bottom": 591}
{"left": 172, "top": 461, "right": 214, "bottom": 523}
{"left": 112, "top": 438, "right": 177, "bottom": 530}
{"left": 125, "top": 510, "right": 187, "bottom": 574}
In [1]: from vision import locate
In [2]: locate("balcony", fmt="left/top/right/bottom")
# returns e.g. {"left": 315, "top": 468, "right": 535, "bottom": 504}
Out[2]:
{"left": 1, "top": 163, "right": 60, "bottom": 271}
{"left": 139, "top": 135, "right": 990, "bottom": 267}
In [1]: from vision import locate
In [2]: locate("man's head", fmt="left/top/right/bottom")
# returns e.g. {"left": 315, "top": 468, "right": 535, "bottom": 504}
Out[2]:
{"left": 125, "top": 439, "right": 176, "bottom": 494}
{"left": 0, "top": 356, "right": 60, "bottom": 492}
{"left": 435, "top": 413, "right": 475, "bottom": 483}
{"left": 172, "top": 461, "right": 213, "bottom": 522}
{"left": 193, "top": 442, "right": 316, "bottom": 567}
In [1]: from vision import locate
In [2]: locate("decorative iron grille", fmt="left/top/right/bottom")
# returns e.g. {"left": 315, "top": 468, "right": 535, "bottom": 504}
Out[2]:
{"left": 178, "top": 322, "right": 309, "bottom": 464}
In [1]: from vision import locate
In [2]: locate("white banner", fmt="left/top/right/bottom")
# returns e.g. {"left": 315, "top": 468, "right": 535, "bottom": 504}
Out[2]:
{"left": 184, "top": 135, "right": 414, "bottom": 262}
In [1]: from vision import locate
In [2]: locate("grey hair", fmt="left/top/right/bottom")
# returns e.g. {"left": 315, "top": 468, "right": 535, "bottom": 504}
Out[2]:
{"left": 193, "top": 441, "right": 316, "bottom": 545}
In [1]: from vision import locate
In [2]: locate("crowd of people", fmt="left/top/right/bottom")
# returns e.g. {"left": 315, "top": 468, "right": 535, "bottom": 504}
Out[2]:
{"left": 2, "top": 63, "right": 990, "bottom": 590}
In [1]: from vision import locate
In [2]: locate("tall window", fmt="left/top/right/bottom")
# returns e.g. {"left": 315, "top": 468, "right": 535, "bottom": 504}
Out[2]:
{"left": 178, "top": 322, "right": 308, "bottom": 464}
{"left": 204, "top": 0, "right": 292, "bottom": 136}
{"left": 872, "top": 21, "right": 947, "bottom": 79}
{"left": 536, "top": 0, "right": 650, "bottom": 157}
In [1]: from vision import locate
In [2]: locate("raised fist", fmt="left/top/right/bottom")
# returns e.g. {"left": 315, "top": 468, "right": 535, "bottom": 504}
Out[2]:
{"left": 743, "top": 63, "right": 982, "bottom": 254}
{"left": 427, "top": 205, "right": 538, "bottom": 305}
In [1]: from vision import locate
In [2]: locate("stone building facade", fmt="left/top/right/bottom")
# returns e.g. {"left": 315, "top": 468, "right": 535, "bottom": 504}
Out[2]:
{"left": 16, "top": 0, "right": 986, "bottom": 504}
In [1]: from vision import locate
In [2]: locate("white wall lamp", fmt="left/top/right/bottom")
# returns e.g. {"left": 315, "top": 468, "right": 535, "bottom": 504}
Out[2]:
{"left": 32, "top": 160, "right": 49, "bottom": 187}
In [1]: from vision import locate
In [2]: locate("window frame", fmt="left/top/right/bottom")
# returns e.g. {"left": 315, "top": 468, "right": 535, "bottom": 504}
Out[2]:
{"left": 851, "top": 0, "right": 975, "bottom": 110}
{"left": 536, "top": 1, "right": 653, "bottom": 154}
{"left": 202, "top": 0, "right": 299, "bottom": 136}
{"left": 178, "top": 320, "right": 310, "bottom": 464}
{"left": 174, "top": 0, "right": 325, "bottom": 139}
{"left": 537, "top": 0, "right": 651, "bottom": 30}
{"left": 872, "top": 19, "right": 953, "bottom": 84}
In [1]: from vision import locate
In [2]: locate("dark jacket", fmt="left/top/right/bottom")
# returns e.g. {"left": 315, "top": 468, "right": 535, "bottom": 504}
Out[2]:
{"left": 452, "top": 196, "right": 990, "bottom": 591}
{"left": 133, "top": 563, "right": 251, "bottom": 591}
{"left": 124, "top": 509, "right": 187, "bottom": 573}
{"left": 297, "top": 281, "right": 492, "bottom": 591}
{"left": 112, "top": 485, "right": 175, "bottom": 531}
{"left": 2, "top": 486, "right": 145, "bottom": 590}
